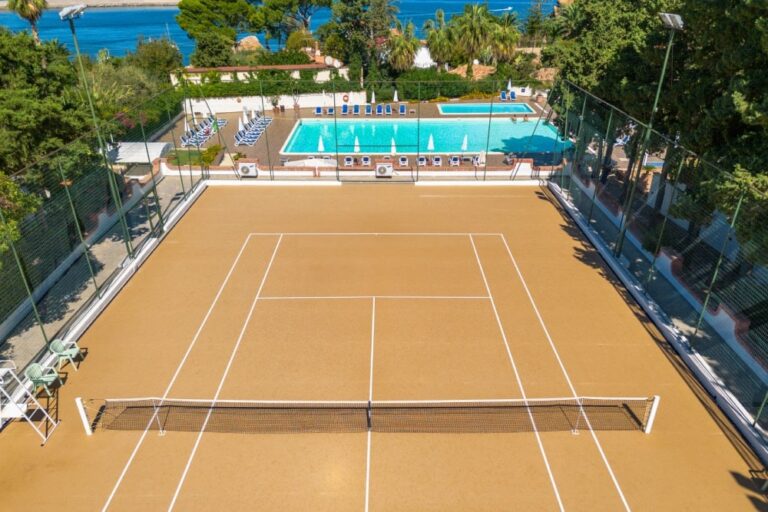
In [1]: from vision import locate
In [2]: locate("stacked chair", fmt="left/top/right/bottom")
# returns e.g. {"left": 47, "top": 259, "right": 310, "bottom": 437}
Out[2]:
{"left": 180, "top": 116, "right": 227, "bottom": 147}
{"left": 234, "top": 112, "right": 273, "bottom": 147}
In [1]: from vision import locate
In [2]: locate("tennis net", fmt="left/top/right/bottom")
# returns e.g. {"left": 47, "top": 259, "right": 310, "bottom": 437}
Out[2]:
{"left": 76, "top": 396, "right": 660, "bottom": 435}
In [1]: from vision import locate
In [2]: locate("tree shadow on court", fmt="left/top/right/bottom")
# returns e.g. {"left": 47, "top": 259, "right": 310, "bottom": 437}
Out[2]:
{"left": 731, "top": 471, "right": 768, "bottom": 511}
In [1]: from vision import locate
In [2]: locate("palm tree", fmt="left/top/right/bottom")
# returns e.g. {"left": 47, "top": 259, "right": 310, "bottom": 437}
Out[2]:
{"left": 8, "top": 0, "right": 47, "bottom": 46}
{"left": 387, "top": 21, "right": 419, "bottom": 73}
{"left": 490, "top": 12, "right": 521, "bottom": 64}
{"left": 423, "top": 10, "right": 453, "bottom": 71}
{"left": 452, "top": 4, "right": 493, "bottom": 78}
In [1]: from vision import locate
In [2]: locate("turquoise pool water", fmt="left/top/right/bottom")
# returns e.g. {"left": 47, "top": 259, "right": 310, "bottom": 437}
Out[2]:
{"left": 437, "top": 103, "right": 535, "bottom": 115}
{"left": 281, "top": 118, "right": 569, "bottom": 155}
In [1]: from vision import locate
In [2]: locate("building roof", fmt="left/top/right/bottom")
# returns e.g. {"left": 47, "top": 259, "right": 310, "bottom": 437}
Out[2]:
{"left": 108, "top": 142, "right": 171, "bottom": 165}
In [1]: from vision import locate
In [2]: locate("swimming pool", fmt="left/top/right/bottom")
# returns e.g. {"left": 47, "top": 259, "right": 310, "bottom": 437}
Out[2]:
{"left": 437, "top": 103, "right": 535, "bottom": 115}
{"left": 281, "top": 118, "right": 569, "bottom": 155}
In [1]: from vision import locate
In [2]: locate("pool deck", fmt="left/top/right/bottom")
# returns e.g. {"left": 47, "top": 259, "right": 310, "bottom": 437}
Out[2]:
{"left": 157, "top": 99, "right": 556, "bottom": 176}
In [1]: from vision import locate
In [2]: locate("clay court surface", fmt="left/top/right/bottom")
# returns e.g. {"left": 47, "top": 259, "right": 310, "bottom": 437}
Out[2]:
{"left": 0, "top": 184, "right": 765, "bottom": 511}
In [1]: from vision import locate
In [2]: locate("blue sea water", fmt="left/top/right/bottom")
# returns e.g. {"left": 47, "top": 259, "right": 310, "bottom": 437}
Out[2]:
{"left": 281, "top": 118, "right": 568, "bottom": 155}
{"left": 0, "top": 1, "right": 556, "bottom": 62}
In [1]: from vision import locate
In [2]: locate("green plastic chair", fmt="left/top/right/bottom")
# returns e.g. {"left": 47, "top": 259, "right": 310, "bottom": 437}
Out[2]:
{"left": 24, "top": 363, "right": 61, "bottom": 397}
{"left": 48, "top": 338, "right": 82, "bottom": 371}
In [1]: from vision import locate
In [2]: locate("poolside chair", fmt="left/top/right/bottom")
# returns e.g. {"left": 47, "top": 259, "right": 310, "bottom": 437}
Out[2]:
{"left": 472, "top": 155, "right": 481, "bottom": 166}
{"left": 314, "top": 106, "right": 322, "bottom": 116}
{"left": 509, "top": 91, "right": 516, "bottom": 100}
{"left": 375, "top": 105, "right": 384, "bottom": 116}
{"left": 398, "top": 156, "right": 409, "bottom": 167}
{"left": 48, "top": 338, "right": 83, "bottom": 371}
{"left": 398, "top": 104, "right": 406, "bottom": 116}
{"left": 449, "top": 155, "right": 461, "bottom": 167}
{"left": 365, "top": 105, "right": 372, "bottom": 116}
{"left": 326, "top": 107, "right": 335, "bottom": 116}
{"left": 353, "top": 105, "right": 361, "bottom": 116}
{"left": 417, "top": 156, "right": 427, "bottom": 167}
{"left": 385, "top": 104, "right": 393, "bottom": 116}
{"left": 344, "top": 156, "right": 354, "bottom": 167}
{"left": 341, "top": 104, "right": 349, "bottom": 116}
{"left": 500, "top": 91, "right": 508, "bottom": 102}
{"left": 361, "top": 156, "right": 371, "bottom": 166}
{"left": 432, "top": 156, "right": 443, "bottom": 167}
{"left": 24, "top": 363, "right": 61, "bottom": 397}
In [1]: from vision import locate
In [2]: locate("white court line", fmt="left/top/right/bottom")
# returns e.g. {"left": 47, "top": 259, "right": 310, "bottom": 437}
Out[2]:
{"left": 101, "top": 233, "right": 256, "bottom": 512}
{"left": 468, "top": 235, "right": 564, "bottom": 511}
{"left": 249, "top": 232, "right": 503, "bottom": 237}
{"left": 364, "top": 297, "right": 376, "bottom": 512}
{"left": 167, "top": 234, "right": 284, "bottom": 511}
{"left": 259, "top": 295, "right": 489, "bottom": 301}
{"left": 498, "top": 234, "right": 632, "bottom": 512}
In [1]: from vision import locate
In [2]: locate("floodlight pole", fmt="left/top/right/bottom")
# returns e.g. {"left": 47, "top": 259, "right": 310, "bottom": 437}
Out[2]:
{"left": 615, "top": 26, "right": 677, "bottom": 256}
{"left": 63, "top": 10, "right": 134, "bottom": 258}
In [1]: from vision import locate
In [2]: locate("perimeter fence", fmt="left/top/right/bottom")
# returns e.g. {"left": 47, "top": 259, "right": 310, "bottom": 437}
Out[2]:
{"left": 546, "top": 79, "right": 768, "bottom": 432}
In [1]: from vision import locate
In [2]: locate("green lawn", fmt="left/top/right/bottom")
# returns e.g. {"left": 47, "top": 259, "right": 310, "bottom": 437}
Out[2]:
{"left": 167, "top": 149, "right": 204, "bottom": 166}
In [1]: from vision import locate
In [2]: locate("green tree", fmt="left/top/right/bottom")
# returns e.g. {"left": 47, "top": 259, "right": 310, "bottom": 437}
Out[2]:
{"left": 124, "top": 38, "right": 183, "bottom": 84}
{"left": 7, "top": 0, "right": 46, "bottom": 46}
{"left": 423, "top": 10, "right": 453, "bottom": 71}
{"left": 0, "top": 29, "right": 89, "bottom": 174}
{"left": 387, "top": 21, "right": 418, "bottom": 72}
{"left": 258, "top": 0, "right": 331, "bottom": 35}
{"left": 285, "top": 29, "right": 315, "bottom": 51}
{"left": 491, "top": 11, "right": 521, "bottom": 64}
{"left": 525, "top": 0, "right": 545, "bottom": 48}
{"left": 190, "top": 32, "right": 235, "bottom": 67}
{"left": 453, "top": 4, "right": 494, "bottom": 78}
{"left": 177, "top": 0, "right": 257, "bottom": 46}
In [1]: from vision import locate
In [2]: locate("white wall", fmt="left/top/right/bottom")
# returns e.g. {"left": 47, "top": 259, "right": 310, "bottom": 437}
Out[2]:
{"left": 185, "top": 91, "right": 368, "bottom": 114}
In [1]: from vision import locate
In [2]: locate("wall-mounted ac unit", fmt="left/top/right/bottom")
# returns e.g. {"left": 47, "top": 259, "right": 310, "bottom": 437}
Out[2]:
{"left": 239, "top": 162, "right": 258, "bottom": 178}
{"left": 375, "top": 163, "right": 393, "bottom": 178}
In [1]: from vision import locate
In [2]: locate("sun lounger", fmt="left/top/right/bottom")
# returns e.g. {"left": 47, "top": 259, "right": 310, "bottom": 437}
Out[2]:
{"left": 314, "top": 106, "right": 322, "bottom": 116}
{"left": 353, "top": 105, "right": 361, "bottom": 116}
{"left": 344, "top": 156, "right": 354, "bottom": 167}
{"left": 385, "top": 104, "right": 393, "bottom": 116}
{"left": 398, "top": 156, "right": 409, "bottom": 167}
{"left": 365, "top": 104, "right": 372, "bottom": 116}
{"left": 432, "top": 156, "right": 442, "bottom": 167}
{"left": 361, "top": 156, "right": 371, "bottom": 166}
{"left": 398, "top": 104, "right": 406, "bottom": 116}
{"left": 376, "top": 105, "right": 383, "bottom": 116}
{"left": 417, "top": 156, "right": 427, "bottom": 167}
{"left": 449, "top": 156, "right": 460, "bottom": 166}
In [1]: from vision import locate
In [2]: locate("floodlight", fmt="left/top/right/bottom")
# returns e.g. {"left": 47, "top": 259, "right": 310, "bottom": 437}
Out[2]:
{"left": 659, "top": 13, "right": 684, "bottom": 31}
{"left": 59, "top": 4, "right": 86, "bottom": 21}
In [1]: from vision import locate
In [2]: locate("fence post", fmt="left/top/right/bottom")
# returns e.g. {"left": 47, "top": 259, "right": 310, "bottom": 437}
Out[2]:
{"left": 646, "top": 154, "right": 685, "bottom": 284}
{"left": 693, "top": 188, "right": 746, "bottom": 335}
{"left": 137, "top": 115, "right": 165, "bottom": 232}
{"left": 257, "top": 80, "right": 274, "bottom": 180}
{"left": 416, "top": 81, "right": 421, "bottom": 182}
{"left": 0, "top": 207, "right": 49, "bottom": 344}
{"left": 332, "top": 81, "right": 340, "bottom": 181}
{"left": 57, "top": 162, "right": 101, "bottom": 295}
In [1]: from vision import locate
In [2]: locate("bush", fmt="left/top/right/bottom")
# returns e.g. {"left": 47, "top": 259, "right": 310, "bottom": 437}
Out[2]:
{"left": 285, "top": 30, "right": 315, "bottom": 51}
{"left": 395, "top": 69, "right": 470, "bottom": 101}
{"left": 191, "top": 33, "right": 234, "bottom": 68}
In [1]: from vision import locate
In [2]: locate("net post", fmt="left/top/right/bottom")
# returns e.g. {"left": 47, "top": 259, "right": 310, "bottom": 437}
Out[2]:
{"left": 74, "top": 397, "right": 93, "bottom": 436}
{"left": 366, "top": 400, "right": 372, "bottom": 431}
{"left": 153, "top": 399, "right": 166, "bottom": 436}
{"left": 644, "top": 395, "right": 661, "bottom": 434}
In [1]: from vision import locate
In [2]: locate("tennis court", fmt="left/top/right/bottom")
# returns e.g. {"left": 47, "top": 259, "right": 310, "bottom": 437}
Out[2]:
{"left": 0, "top": 184, "right": 763, "bottom": 511}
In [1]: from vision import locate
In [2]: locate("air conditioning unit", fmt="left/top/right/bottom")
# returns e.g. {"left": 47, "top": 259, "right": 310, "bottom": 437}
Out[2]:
{"left": 238, "top": 162, "right": 258, "bottom": 178}
{"left": 375, "top": 163, "right": 393, "bottom": 178}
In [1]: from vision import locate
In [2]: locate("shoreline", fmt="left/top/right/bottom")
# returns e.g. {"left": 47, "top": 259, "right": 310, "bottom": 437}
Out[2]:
{"left": 0, "top": 0, "right": 179, "bottom": 9}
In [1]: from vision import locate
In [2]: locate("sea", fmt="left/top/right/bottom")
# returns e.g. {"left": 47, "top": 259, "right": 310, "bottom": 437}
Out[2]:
{"left": 0, "top": 2, "right": 555, "bottom": 63}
